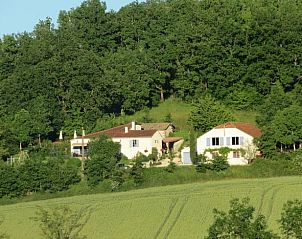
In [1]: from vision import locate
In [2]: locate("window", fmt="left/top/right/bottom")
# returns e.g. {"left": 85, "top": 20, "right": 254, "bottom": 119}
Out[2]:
{"left": 130, "top": 139, "right": 139, "bottom": 147}
{"left": 155, "top": 140, "right": 158, "bottom": 144}
{"left": 212, "top": 137, "right": 219, "bottom": 146}
{"left": 232, "top": 137, "right": 239, "bottom": 145}
{"left": 233, "top": 151, "right": 240, "bottom": 158}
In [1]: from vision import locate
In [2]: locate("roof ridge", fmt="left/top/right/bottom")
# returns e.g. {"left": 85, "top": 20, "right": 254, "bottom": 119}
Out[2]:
{"left": 83, "top": 123, "right": 131, "bottom": 138}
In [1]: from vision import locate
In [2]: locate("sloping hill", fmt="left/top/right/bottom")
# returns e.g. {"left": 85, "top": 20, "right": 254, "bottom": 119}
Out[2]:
{"left": 0, "top": 176, "right": 301, "bottom": 238}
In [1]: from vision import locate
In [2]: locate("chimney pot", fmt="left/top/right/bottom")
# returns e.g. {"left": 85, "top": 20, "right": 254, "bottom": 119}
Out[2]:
{"left": 131, "top": 121, "right": 136, "bottom": 130}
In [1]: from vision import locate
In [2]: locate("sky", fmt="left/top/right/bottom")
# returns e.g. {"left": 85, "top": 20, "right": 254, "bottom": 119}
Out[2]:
{"left": 0, "top": 0, "right": 142, "bottom": 37}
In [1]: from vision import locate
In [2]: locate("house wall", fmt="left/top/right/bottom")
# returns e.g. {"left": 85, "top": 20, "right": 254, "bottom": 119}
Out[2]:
{"left": 196, "top": 128, "right": 254, "bottom": 165}
{"left": 116, "top": 132, "right": 163, "bottom": 159}
{"left": 164, "top": 125, "right": 174, "bottom": 137}
{"left": 70, "top": 138, "right": 90, "bottom": 156}
{"left": 70, "top": 131, "right": 164, "bottom": 159}
{"left": 151, "top": 131, "right": 164, "bottom": 156}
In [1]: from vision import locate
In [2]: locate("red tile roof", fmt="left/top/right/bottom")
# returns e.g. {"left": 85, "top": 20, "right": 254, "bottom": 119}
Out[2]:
{"left": 215, "top": 122, "right": 262, "bottom": 137}
{"left": 81, "top": 123, "right": 157, "bottom": 139}
{"left": 162, "top": 137, "right": 183, "bottom": 143}
{"left": 141, "top": 123, "right": 174, "bottom": 130}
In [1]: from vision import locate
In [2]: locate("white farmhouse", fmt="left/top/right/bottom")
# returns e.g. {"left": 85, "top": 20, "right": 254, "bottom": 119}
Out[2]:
{"left": 197, "top": 122, "right": 262, "bottom": 165}
{"left": 70, "top": 122, "right": 177, "bottom": 159}
{"left": 182, "top": 122, "right": 262, "bottom": 165}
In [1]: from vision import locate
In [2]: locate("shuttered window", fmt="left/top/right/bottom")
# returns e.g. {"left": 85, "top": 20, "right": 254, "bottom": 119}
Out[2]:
{"left": 226, "top": 137, "right": 230, "bottom": 145}
{"left": 240, "top": 137, "right": 244, "bottom": 145}
{"left": 130, "top": 140, "right": 139, "bottom": 147}
{"left": 206, "top": 138, "right": 210, "bottom": 146}
{"left": 220, "top": 137, "right": 224, "bottom": 146}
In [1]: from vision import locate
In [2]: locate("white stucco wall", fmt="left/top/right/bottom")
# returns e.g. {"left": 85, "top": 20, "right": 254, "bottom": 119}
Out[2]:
{"left": 196, "top": 128, "right": 254, "bottom": 165}
{"left": 70, "top": 131, "right": 164, "bottom": 159}
{"left": 70, "top": 138, "right": 90, "bottom": 155}
{"left": 116, "top": 131, "right": 163, "bottom": 159}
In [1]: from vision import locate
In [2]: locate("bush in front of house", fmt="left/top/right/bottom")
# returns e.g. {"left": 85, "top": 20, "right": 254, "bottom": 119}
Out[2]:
{"left": 209, "top": 156, "right": 230, "bottom": 172}
{"left": 84, "top": 135, "right": 122, "bottom": 187}
{"left": 164, "top": 162, "right": 177, "bottom": 173}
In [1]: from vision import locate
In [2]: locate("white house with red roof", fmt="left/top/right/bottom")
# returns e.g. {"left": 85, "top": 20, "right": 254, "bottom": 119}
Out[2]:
{"left": 182, "top": 122, "right": 262, "bottom": 165}
{"left": 70, "top": 122, "right": 180, "bottom": 159}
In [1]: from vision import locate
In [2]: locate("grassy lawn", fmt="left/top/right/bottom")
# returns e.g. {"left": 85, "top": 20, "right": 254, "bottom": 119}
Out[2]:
{"left": 0, "top": 175, "right": 301, "bottom": 238}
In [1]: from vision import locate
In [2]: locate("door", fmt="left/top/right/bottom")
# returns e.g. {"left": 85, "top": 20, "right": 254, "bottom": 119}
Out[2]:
{"left": 182, "top": 152, "right": 192, "bottom": 164}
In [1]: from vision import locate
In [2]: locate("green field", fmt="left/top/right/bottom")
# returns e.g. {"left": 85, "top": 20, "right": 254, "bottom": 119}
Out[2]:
{"left": 1, "top": 176, "right": 302, "bottom": 238}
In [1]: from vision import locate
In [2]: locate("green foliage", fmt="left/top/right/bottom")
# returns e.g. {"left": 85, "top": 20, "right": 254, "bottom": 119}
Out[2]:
{"left": 2, "top": 0, "right": 302, "bottom": 150}
{"left": 130, "top": 160, "right": 144, "bottom": 186}
{"left": 259, "top": 103, "right": 302, "bottom": 156}
{"left": 164, "top": 113, "right": 172, "bottom": 123}
{"left": 164, "top": 162, "right": 177, "bottom": 173}
{"left": 148, "top": 148, "right": 159, "bottom": 162}
{"left": 225, "top": 84, "right": 261, "bottom": 110}
{"left": 189, "top": 95, "right": 234, "bottom": 134}
{"left": 84, "top": 135, "right": 121, "bottom": 187}
{"left": 195, "top": 162, "right": 207, "bottom": 173}
{"left": 0, "top": 163, "right": 23, "bottom": 198}
{"left": 210, "top": 156, "right": 230, "bottom": 172}
{"left": 0, "top": 157, "right": 80, "bottom": 198}
{"left": 206, "top": 198, "right": 278, "bottom": 239}
{"left": 189, "top": 129, "right": 197, "bottom": 164}
{"left": 110, "top": 167, "right": 126, "bottom": 191}
{"left": 19, "top": 158, "right": 80, "bottom": 193}
{"left": 0, "top": 124, "right": 14, "bottom": 160}
{"left": 139, "top": 109, "right": 153, "bottom": 123}
{"left": 271, "top": 104, "right": 302, "bottom": 149}
{"left": 280, "top": 200, "right": 302, "bottom": 238}
{"left": 33, "top": 206, "right": 92, "bottom": 239}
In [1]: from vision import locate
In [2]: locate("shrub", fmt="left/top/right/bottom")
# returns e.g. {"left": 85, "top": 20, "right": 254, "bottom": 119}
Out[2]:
{"left": 33, "top": 206, "right": 92, "bottom": 239}
{"left": 195, "top": 163, "right": 207, "bottom": 173}
{"left": 164, "top": 162, "right": 177, "bottom": 173}
{"left": 0, "top": 163, "right": 23, "bottom": 198}
{"left": 130, "top": 161, "right": 144, "bottom": 186}
{"left": 210, "top": 156, "right": 229, "bottom": 172}
{"left": 19, "top": 158, "right": 80, "bottom": 193}
{"left": 280, "top": 200, "right": 302, "bottom": 238}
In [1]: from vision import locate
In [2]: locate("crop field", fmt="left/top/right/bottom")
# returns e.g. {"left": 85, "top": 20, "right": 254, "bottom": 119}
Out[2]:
{"left": 1, "top": 176, "right": 302, "bottom": 238}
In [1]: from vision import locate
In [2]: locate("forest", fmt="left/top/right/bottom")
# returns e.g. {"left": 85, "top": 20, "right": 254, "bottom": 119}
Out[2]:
{"left": 0, "top": 0, "right": 302, "bottom": 158}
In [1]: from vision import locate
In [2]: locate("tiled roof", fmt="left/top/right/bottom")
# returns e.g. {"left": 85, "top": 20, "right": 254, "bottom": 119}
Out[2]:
{"left": 81, "top": 123, "right": 157, "bottom": 139}
{"left": 141, "top": 123, "right": 174, "bottom": 131}
{"left": 162, "top": 137, "right": 183, "bottom": 143}
{"left": 215, "top": 122, "right": 262, "bottom": 138}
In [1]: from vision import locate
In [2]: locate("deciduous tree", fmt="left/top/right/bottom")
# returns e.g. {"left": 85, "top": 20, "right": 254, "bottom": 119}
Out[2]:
{"left": 280, "top": 200, "right": 302, "bottom": 238}
{"left": 206, "top": 198, "right": 278, "bottom": 239}
{"left": 189, "top": 95, "right": 234, "bottom": 134}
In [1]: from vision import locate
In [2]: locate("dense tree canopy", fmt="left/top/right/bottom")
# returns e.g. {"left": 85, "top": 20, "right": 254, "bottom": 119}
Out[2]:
{"left": 1, "top": 0, "right": 302, "bottom": 155}
{"left": 189, "top": 95, "right": 234, "bottom": 134}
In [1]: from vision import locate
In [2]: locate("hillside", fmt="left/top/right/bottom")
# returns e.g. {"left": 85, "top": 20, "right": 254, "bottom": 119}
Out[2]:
{"left": 111, "top": 98, "right": 259, "bottom": 142}
{"left": 1, "top": 0, "right": 302, "bottom": 157}
{"left": 1, "top": 176, "right": 301, "bottom": 238}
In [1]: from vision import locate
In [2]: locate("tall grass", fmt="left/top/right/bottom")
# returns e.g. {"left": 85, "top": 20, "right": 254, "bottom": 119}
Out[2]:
{"left": 0, "top": 176, "right": 302, "bottom": 238}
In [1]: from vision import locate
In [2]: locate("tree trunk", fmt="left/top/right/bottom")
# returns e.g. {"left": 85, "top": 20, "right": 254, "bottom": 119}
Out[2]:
{"left": 160, "top": 88, "right": 164, "bottom": 102}
{"left": 293, "top": 143, "right": 296, "bottom": 151}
